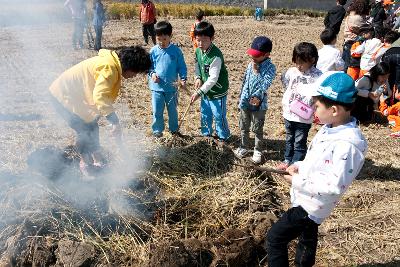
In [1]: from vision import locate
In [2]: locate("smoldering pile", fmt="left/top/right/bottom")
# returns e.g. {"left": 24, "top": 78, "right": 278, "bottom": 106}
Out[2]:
{"left": 0, "top": 145, "right": 159, "bottom": 266}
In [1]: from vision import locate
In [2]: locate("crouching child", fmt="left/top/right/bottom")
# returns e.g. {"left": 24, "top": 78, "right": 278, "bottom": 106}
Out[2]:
{"left": 266, "top": 72, "right": 368, "bottom": 267}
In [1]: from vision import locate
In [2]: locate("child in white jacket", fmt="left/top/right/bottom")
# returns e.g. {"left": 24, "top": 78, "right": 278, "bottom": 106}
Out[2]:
{"left": 267, "top": 72, "right": 368, "bottom": 267}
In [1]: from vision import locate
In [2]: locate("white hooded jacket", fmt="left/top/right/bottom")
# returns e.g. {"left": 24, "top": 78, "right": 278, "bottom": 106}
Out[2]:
{"left": 291, "top": 118, "right": 368, "bottom": 221}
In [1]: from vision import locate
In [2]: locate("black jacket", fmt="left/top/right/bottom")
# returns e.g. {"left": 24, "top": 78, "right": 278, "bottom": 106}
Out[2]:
{"left": 324, "top": 5, "right": 346, "bottom": 35}
{"left": 382, "top": 46, "right": 400, "bottom": 104}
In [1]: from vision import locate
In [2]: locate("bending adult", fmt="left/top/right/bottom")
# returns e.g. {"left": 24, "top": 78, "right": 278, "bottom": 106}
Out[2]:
{"left": 343, "top": 0, "right": 369, "bottom": 71}
{"left": 139, "top": 0, "right": 157, "bottom": 45}
{"left": 49, "top": 46, "right": 151, "bottom": 175}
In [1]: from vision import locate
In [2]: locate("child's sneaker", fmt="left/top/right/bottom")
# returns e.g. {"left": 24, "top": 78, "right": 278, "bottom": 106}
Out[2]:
{"left": 276, "top": 161, "right": 290, "bottom": 171}
{"left": 389, "top": 131, "right": 400, "bottom": 138}
{"left": 251, "top": 150, "right": 263, "bottom": 164}
{"left": 234, "top": 147, "right": 249, "bottom": 159}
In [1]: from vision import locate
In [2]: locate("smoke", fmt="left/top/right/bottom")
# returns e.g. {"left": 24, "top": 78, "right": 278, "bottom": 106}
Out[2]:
{"left": 0, "top": 0, "right": 153, "bottom": 239}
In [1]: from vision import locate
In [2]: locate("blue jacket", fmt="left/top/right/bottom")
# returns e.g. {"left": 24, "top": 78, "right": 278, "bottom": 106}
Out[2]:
{"left": 238, "top": 58, "right": 276, "bottom": 110}
{"left": 148, "top": 43, "right": 187, "bottom": 92}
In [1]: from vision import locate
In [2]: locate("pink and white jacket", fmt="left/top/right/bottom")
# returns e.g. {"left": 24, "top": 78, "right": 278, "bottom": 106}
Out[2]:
{"left": 291, "top": 118, "right": 368, "bottom": 222}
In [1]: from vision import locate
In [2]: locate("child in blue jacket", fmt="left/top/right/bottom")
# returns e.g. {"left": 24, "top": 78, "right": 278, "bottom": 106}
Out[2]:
{"left": 149, "top": 21, "right": 187, "bottom": 137}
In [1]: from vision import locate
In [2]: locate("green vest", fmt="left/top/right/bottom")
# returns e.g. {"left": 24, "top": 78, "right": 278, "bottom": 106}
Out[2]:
{"left": 195, "top": 44, "right": 229, "bottom": 99}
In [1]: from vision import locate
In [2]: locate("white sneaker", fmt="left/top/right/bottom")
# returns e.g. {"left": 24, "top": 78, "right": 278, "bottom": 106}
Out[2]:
{"left": 234, "top": 147, "right": 249, "bottom": 159}
{"left": 251, "top": 150, "right": 263, "bottom": 164}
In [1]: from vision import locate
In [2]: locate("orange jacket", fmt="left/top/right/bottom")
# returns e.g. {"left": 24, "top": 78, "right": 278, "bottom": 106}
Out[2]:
{"left": 139, "top": 1, "right": 156, "bottom": 25}
{"left": 190, "top": 21, "right": 201, "bottom": 49}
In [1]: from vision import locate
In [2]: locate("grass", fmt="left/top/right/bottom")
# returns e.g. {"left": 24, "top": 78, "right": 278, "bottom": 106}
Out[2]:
{"left": 104, "top": 1, "right": 325, "bottom": 20}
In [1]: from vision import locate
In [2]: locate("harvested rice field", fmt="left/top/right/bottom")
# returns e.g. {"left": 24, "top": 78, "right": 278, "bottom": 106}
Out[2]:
{"left": 0, "top": 9, "right": 400, "bottom": 267}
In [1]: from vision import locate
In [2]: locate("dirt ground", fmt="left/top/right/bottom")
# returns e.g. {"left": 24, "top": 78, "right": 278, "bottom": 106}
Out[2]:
{"left": 1, "top": 14, "right": 400, "bottom": 266}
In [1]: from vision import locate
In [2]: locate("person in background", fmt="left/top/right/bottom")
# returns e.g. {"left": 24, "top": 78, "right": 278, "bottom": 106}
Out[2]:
{"left": 139, "top": 0, "right": 157, "bottom": 46}
{"left": 356, "top": 30, "right": 398, "bottom": 77}
{"left": 92, "top": 0, "right": 105, "bottom": 51}
{"left": 347, "top": 25, "right": 375, "bottom": 80}
{"left": 352, "top": 62, "right": 391, "bottom": 122}
{"left": 277, "top": 42, "right": 322, "bottom": 171}
{"left": 267, "top": 71, "right": 367, "bottom": 267}
{"left": 64, "top": 0, "right": 86, "bottom": 49}
{"left": 317, "top": 28, "right": 345, "bottom": 73}
{"left": 342, "top": 0, "right": 369, "bottom": 71}
{"left": 324, "top": 0, "right": 347, "bottom": 36}
{"left": 190, "top": 21, "right": 230, "bottom": 147}
{"left": 189, "top": 9, "right": 205, "bottom": 50}
{"left": 49, "top": 46, "right": 151, "bottom": 177}
{"left": 148, "top": 21, "right": 187, "bottom": 138}
{"left": 234, "top": 36, "right": 276, "bottom": 164}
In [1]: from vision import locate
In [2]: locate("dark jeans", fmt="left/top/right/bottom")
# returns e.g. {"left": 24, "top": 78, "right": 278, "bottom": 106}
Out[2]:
{"left": 50, "top": 96, "right": 100, "bottom": 163}
{"left": 284, "top": 119, "right": 311, "bottom": 164}
{"left": 342, "top": 40, "right": 354, "bottom": 73}
{"left": 94, "top": 24, "right": 103, "bottom": 50}
{"left": 73, "top": 18, "right": 85, "bottom": 48}
{"left": 142, "top": 23, "right": 156, "bottom": 45}
{"left": 266, "top": 206, "right": 319, "bottom": 267}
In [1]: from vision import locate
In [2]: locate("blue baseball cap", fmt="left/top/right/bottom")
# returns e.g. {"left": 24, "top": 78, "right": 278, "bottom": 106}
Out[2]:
{"left": 310, "top": 71, "right": 357, "bottom": 104}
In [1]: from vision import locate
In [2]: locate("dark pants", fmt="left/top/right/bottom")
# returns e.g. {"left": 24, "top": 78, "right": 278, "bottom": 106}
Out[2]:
{"left": 50, "top": 96, "right": 100, "bottom": 163}
{"left": 284, "top": 119, "right": 311, "bottom": 164}
{"left": 142, "top": 23, "right": 156, "bottom": 45}
{"left": 351, "top": 96, "right": 375, "bottom": 122}
{"left": 342, "top": 40, "right": 354, "bottom": 73}
{"left": 94, "top": 24, "right": 103, "bottom": 50}
{"left": 266, "top": 206, "right": 319, "bottom": 267}
{"left": 73, "top": 18, "right": 85, "bottom": 48}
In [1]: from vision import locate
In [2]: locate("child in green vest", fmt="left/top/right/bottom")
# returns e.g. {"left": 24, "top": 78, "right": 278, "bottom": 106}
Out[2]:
{"left": 190, "top": 21, "right": 230, "bottom": 145}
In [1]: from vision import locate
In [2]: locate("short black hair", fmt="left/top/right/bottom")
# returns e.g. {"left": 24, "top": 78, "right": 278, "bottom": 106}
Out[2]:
{"left": 384, "top": 30, "right": 400, "bottom": 44}
{"left": 369, "top": 62, "right": 390, "bottom": 82}
{"left": 320, "top": 28, "right": 337, "bottom": 45}
{"left": 338, "top": 0, "right": 347, "bottom": 5}
{"left": 194, "top": 21, "right": 215, "bottom": 38}
{"left": 196, "top": 9, "right": 205, "bottom": 21}
{"left": 154, "top": 21, "right": 173, "bottom": 36}
{"left": 313, "top": 95, "right": 354, "bottom": 111}
{"left": 118, "top": 46, "right": 151, "bottom": 73}
{"left": 292, "top": 42, "right": 319, "bottom": 65}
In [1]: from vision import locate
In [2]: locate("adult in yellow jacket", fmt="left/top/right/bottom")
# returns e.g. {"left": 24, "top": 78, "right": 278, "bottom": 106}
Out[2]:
{"left": 49, "top": 46, "right": 151, "bottom": 175}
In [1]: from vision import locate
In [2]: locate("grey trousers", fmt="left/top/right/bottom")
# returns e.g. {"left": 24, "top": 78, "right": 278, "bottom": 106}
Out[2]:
{"left": 239, "top": 109, "right": 267, "bottom": 151}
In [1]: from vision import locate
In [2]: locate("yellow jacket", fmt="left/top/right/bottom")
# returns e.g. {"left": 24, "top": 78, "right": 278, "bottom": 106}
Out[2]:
{"left": 49, "top": 49, "right": 122, "bottom": 123}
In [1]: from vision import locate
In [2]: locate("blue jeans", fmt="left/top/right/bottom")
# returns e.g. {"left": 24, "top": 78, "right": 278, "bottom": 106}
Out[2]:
{"left": 51, "top": 96, "right": 100, "bottom": 163}
{"left": 151, "top": 91, "right": 179, "bottom": 134}
{"left": 342, "top": 40, "right": 354, "bottom": 73}
{"left": 200, "top": 96, "right": 230, "bottom": 140}
{"left": 94, "top": 24, "right": 103, "bottom": 50}
{"left": 284, "top": 119, "right": 311, "bottom": 164}
{"left": 266, "top": 206, "right": 319, "bottom": 267}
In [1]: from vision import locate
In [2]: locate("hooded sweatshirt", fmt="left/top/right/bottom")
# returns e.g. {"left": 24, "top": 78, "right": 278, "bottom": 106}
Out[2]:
{"left": 291, "top": 118, "right": 368, "bottom": 222}
{"left": 49, "top": 49, "right": 122, "bottom": 123}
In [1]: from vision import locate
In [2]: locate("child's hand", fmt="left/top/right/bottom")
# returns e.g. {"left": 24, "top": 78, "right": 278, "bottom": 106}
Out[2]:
{"left": 194, "top": 78, "right": 203, "bottom": 89}
{"left": 383, "top": 109, "right": 388, "bottom": 116}
{"left": 191, "top": 92, "right": 200, "bottom": 103}
{"left": 286, "top": 164, "right": 299, "bottom": 175}
{"left": 249, "top": 96, "right": 261, "bottom": 107}
{"left": 152, "top": 73, "right": 160, "bottom": 83}
{"left": 368, "top": 91, "right": 379, "bottom": 100}
{"left": 283, "top": 165, "right": 298, "bottom": 185}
